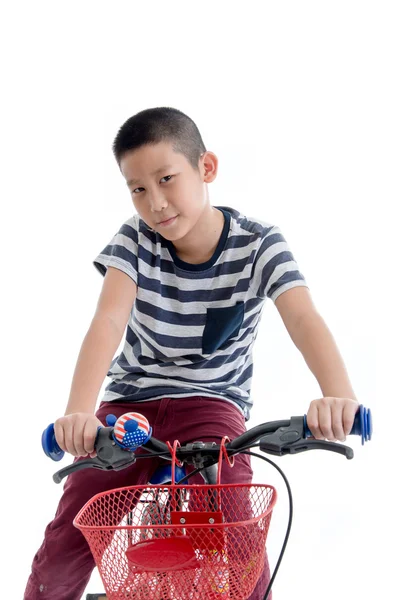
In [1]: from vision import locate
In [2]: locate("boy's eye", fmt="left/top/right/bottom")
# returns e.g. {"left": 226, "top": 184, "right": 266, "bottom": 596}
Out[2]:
{"left": 132, "top": 175, "right": 173, "bottom": 195}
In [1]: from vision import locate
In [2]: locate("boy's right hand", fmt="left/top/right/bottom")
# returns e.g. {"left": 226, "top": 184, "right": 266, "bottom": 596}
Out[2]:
{"left": 54, "top": 413, "right": 104, "bottom": 458}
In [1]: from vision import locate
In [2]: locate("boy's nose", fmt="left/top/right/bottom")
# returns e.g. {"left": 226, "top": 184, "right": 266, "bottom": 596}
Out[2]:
{"left": 149, "top": 193, "right": 168, "bottom": 213}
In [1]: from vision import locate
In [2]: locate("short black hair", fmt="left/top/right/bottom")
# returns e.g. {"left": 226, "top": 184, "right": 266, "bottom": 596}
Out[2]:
{"left": 112, "top": 107, "right": 207, "bottom": 172}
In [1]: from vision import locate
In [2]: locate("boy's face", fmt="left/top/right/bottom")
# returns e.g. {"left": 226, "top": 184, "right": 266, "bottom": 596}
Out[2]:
{"left": 120, "top": 141, "right": 217, "bottom": 240}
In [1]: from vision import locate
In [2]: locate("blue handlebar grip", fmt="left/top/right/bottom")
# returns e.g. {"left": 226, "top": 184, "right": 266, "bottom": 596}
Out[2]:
{"left": 42, "top": 423, "right": 65, "bottom": 461}
{"left": 304, "top": 404, "right": 372, "bottom": 445}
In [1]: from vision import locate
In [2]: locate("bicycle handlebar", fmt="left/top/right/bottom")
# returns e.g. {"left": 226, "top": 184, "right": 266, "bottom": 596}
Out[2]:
{"left": 229, "top": 404, "right": 372, "bottom": 450}
{"left": 42, "top": 406, "right": 372, "bottom": 483}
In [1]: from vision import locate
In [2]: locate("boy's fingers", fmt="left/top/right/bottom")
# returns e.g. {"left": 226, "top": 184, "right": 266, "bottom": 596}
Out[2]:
{"left": 63, "top": 420, "right": 78, "bottom": 456}
{"left": 343, "top": 400, "right": 359, "bottom": 436}
{"left": 53, "top": 415, "right": 102, "bottom": 457}
{"left": 307, "top": 398, "right": 359, "bottom": 442}
{"left": 317, "top": 402, "right": 335, "bottom": 440}
{"left": 306, "top": 402, "right": 324, "bottom": 439}
{"left": 83, "top": 420, "right": 96, "bottom": 455}
{"left": 54, "top": 421, "right": 65, "bottom": 452}
{"left": 331, "top": 403, "right": 346, "bottom": 441}
{"left": 74, "top": 424, "right": 87, "bottom": 457}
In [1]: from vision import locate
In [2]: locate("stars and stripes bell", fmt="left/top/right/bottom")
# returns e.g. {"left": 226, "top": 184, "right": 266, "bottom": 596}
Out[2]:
{"left": 110, "top": 412, "right": 152, "bottom": 450}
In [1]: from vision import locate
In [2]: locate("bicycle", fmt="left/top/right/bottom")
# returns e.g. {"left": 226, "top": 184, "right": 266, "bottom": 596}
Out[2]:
{"left": 42, "top": 405, "right": 372, "bottom": 599}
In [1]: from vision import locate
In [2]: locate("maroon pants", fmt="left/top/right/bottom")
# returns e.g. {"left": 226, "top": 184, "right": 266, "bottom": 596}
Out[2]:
{"left": 24, "top": 396, "right": 272, "bottom": 599}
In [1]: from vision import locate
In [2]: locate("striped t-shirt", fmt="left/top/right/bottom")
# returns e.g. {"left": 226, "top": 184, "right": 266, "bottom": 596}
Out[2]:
{"left": 93, "top": 206, "right": 308, "bottom": 420}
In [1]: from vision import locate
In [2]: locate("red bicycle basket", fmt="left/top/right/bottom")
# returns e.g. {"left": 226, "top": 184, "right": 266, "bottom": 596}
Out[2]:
{"left": 74, "top": 482, "right": 277, "bottom": 599}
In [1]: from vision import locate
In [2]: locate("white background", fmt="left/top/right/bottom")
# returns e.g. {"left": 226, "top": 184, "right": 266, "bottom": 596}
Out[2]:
{"left": 1, "top": 1, "right": 397, "bottom": 598}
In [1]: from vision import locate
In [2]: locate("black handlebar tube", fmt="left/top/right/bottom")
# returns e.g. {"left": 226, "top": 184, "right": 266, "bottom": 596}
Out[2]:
{"left": 142, "top": 420, "right": 291, "bottom": 457}
{"left": 143, "top": 417, "right": 353, "bottom": 461}
{"left": 227, "top": 420, "right": 290, "bottom": 451}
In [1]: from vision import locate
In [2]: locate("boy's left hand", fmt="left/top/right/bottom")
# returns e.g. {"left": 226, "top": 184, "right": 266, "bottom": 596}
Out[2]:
{"left": 306, "top": 397, "right": 359, "bottom": 442}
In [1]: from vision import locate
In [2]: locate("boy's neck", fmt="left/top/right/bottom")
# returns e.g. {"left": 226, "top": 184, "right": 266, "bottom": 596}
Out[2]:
{"left": 171, "top": 206, "right": 225, "bottom": 265}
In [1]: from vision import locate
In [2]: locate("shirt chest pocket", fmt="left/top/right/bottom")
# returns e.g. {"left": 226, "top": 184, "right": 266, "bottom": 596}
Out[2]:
{"left": 202, "top": 301, "right": 245, "bottom": 355}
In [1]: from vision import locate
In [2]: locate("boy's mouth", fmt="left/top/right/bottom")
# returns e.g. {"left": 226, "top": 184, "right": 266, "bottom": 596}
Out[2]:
{"left": 158, "top": 215, "right": 178, "bottom": 226}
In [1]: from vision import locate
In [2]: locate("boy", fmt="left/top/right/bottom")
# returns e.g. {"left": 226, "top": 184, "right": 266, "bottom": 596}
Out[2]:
{"left": 24, "top": 107, "right": 359, "bottom": 599}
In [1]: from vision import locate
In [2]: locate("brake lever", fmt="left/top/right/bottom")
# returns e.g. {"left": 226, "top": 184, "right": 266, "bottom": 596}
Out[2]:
{"left": 51, "top": 427, "right": 137, "bottom": 483}
{"left": 259, "top": 416, "right": 354, "bottom": 459}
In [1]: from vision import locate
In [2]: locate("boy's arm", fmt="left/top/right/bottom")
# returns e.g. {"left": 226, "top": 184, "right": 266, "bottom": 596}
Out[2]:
{"left": 274, "top": 286, "right": 359, "bottom": 440}
{"left": 64, "top": 267, "right": 137, "bottom": 415}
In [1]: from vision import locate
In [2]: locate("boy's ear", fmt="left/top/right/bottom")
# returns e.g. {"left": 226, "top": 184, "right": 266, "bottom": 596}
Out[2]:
{"left": 200, "top": 151, "right": 218, "bottom": 183}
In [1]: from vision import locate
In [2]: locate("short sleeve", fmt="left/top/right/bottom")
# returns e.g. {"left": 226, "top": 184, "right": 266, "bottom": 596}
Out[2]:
{"left": 251, "top": 225, "right": 308, "bottom": 302}
{"left": 93, "top": 216, "right": 139, "bottom": 284}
